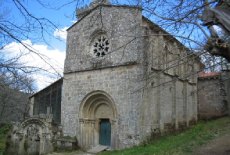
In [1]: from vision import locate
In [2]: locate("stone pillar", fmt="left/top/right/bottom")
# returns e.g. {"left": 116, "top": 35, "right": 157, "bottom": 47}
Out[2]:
{"left": 172, "top": 77, "right": 178, "bottom": 129}
{"left": 183, "top": 81, "right": 189, "bottom": 127}
{"left": 110, "top": 119, "right": 118, "bottom": 149}
{"left": 29, "top": 97, "right": 34, "bottom": 117}
{"left": 79, "top": 119, "right": 96, "bottom": 149}
{"left": 156, "top": 73, "right": 162, "bottom": 131}
{"left": 221, "top": 69, "right": 230, "bottom": 116}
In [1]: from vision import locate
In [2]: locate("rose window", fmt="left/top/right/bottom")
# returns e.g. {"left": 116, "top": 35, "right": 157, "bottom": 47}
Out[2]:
{"left": 92, "top": 35, "right": 110, "bottom": 57}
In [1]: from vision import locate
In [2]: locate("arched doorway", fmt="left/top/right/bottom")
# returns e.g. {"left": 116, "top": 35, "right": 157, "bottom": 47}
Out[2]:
{"left": 79, "top": 91, "right": 117, "bottom": 149}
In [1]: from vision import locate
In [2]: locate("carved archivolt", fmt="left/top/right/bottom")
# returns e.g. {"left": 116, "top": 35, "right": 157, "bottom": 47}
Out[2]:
{"left": 79, "top": 91, "right": 117, "bottom": 149}
{"left": 80, "top": 90, "right": 117, "bottom": 121}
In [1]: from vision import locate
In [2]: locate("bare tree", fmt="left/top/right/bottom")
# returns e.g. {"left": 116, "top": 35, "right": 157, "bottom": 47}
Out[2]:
{"left": 0, "top": 0, "right": 88, "bottom": 123}
{"left": 1, "top": 0, "right": 229, "bottom": 89}
{"left": 136, "top": 0, "right": 230, "bottom": 62}
{"left": 0, "top": 82, "right": 31, "bottom": 123}
{"left": 0, "top": 57, "right": 35, "bottom": 123}
{"left": 0, "top": 0, "right": 68, "bottom": 82}
{"left": 74, "top": 0, "right": 230, "bottom": 66}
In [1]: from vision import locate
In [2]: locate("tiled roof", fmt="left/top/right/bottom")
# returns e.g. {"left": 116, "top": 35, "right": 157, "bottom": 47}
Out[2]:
{"left": 198, "top": 72, "right": 221, "bottom": 78}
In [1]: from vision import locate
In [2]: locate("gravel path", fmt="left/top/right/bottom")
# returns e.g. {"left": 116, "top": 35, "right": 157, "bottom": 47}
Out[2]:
{"left": 193, "top": 134, "right": 230, "bottom": 155}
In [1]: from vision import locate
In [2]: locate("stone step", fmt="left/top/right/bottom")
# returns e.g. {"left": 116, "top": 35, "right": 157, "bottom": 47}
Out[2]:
{"left": 48, "top": 151, "right": 93, "bottom": 155}
{"left": 87, "top": 145, "right": 108, "bottom": 154}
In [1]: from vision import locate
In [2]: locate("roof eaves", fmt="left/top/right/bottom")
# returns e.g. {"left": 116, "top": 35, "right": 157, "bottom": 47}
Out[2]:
{"left": 29, "top": 78, "right": 63, "bottom": 98}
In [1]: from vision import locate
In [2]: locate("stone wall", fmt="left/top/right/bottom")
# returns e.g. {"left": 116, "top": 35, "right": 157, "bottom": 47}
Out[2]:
{"left": 62, "top": 65, "right": 144, "bottom": 149}
{"left": 138, "top": 17, "right": 200, "bottom": 141}
{"left": 140, "top": 71, "right": 198, "bottom": 140}
{"left": 198, "top": 72, "right": 229, "bottom": 119}
{"left": 65, "top": 5, "right": 143, "bottom": 73}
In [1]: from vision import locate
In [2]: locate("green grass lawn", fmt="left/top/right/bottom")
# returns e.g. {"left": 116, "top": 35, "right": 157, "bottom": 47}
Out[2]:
{"left": 100, "top": 117, "right": 230, "bottom": 155}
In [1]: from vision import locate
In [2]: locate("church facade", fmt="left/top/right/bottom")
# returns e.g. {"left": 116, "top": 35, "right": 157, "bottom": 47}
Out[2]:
{"left": 59, "top": 0, "right": 201, "bottom": 149}
{"left": 30, "top": 0, "right": 201, "bottom": 150}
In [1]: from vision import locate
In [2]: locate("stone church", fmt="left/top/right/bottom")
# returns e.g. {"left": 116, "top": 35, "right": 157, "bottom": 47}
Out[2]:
{"left": 61, "top": 0, "right": 200, "bottom": 149}
{"left": 7, "top": 0, "right": 202, "bottom": 154}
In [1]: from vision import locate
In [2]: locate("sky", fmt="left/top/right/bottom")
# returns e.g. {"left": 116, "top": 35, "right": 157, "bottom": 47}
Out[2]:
{"left": 2, "top": 0, "right": 135, "bottom": 91}
{"left": 1, "top": 0, "right": 83, "bottom": 91}
{"left": 0, "top": 1, "right": 154, "bottom": 92}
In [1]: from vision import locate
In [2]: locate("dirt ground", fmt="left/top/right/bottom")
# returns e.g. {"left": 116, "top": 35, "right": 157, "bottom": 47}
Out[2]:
{"left": 193, "top": 134, "right": 230, "bottom": 155}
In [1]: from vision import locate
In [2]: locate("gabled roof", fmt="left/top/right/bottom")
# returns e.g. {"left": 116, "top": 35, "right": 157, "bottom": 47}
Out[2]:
{"left": 67, "top": 4, "right": 141, "bottom": 31}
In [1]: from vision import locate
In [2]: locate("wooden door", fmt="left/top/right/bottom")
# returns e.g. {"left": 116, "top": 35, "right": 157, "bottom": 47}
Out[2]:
{"left": 99, "top": 119, "right": 111, "bottom": 146}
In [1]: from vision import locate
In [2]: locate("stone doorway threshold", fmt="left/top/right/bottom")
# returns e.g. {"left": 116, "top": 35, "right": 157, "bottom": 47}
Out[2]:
{"left": 87, "top": 145, "right": 109, "bottom": 154}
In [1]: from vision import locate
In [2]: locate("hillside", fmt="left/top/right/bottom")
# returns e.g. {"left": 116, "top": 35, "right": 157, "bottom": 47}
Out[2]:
{"left": 100, "top": 117, "right": 230, "bottom": 155}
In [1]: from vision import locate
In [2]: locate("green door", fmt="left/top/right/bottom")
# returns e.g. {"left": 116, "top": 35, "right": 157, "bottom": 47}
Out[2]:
{"left": 99, "top": 119, "right": 111, "bottom": 146}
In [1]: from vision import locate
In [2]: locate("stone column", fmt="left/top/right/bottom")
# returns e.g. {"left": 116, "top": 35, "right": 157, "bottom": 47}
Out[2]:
{"left": 110, "top": 119, "right": 118, "bottom": 149}
{"left": 79, "top": 119, "right": 96, "bottom": 149}
{"left": 156, "top": 73, "right": 162, "bottom": 131}
{"left": 172, "top": 77, "right": 178, "bottom": 129}
{"left": 221, "top": 69, "right": 230, "bottom": 116}
{"left": 183, "top": 81, "right": 189, "bottom": 127}
{"left": 29, "top": 97, "right": 35, "bottom": 117}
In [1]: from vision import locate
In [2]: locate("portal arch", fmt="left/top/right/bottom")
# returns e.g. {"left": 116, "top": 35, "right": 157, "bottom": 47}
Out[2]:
{"left": 79, "top": 90, "right": 117, "bottom": 149}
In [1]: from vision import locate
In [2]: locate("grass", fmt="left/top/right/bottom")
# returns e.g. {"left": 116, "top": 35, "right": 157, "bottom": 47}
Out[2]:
{"left": 0, "top": 124, "right": 11, "bottom": 155}
{"left": 100, "top": 117, "right": 230, "bottom": 155}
